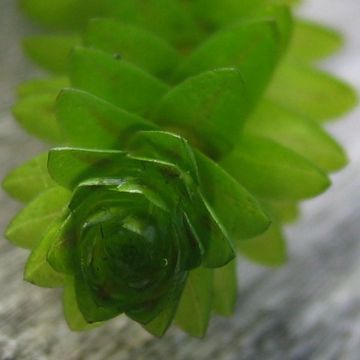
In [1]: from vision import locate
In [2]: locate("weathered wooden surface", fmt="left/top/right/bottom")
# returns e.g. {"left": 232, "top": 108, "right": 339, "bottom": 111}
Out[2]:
{"left": 1, "top": 0, "right": 360, "bottom": 359}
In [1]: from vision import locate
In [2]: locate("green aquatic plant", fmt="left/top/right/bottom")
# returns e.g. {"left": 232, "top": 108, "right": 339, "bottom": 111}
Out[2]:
{"left": 3, "top": 0, "right": 357, "bottom": 336}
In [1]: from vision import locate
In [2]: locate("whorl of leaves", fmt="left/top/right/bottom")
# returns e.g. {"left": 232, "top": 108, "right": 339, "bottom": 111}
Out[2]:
{"left": 2, "top": 0, "right": 357, "bottom": 336}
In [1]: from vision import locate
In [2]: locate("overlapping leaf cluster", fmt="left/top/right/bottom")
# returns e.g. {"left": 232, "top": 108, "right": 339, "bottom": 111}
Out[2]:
{"left": 3, "top": 0, "right": 356, "bottom": 336}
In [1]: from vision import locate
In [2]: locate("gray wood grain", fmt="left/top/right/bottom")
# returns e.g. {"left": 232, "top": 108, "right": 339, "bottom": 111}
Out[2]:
{"left": 1, "top": 0, "right": 360, "bottom": 359}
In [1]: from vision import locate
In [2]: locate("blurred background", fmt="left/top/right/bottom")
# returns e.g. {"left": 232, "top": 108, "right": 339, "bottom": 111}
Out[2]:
{"left": 0, "top": 0, "right": 359, "bottom": 359}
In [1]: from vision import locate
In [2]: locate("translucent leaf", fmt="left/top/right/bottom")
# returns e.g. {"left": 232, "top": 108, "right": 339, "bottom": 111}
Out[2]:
{"left": 174, "top": 19, "right": 281, "bottom": 105}
{"left": 17, "top": 77, "right": 68, "bottom": 98}
{"left": 47, "top": 216, "right": 74, "bottom": 274}
{"left": 6, "top": 187, "right": 70, "bottom": 249}
{"left": 47, "top": 148, "right": 127, "bottom": 189}
{"left": 63, "top": 276, "right": 103, "bottom": 331}
{"left": 267, "top": 62, "right": 357, "bottom": 122}
{"left": 142, "top": 276, "right": 186, "bottom": 337}
{"left": 84, "top": 19, "right": 181, "bottom": 79}
{"left": 153, "top": 68, "right": 250, "bottom": 158}
{"left": 196, "top": 152, "right": 270, "bottom": 240}
{"left": 129, "top": 131, "right": 235, "bottom": 268}
{"left": 2, "top": 153, "right": 56, "bottom": 203}
{"left": 238, "top": 222, "right": 287, "bottom": 266}
{"left": 74, "top": 272, "right": 122, "bottom": 323}
{"left": 213, "top": 259, "right": 237, "bottom": 316}
{"left": 12, "top": 93, "right": 62, "bottom": 143}
{"left": 287, "top": 20, "right": 343, "bottom": 63}
{"left": 220, "top": 134, "right": 331, "bottom": 200}
{"left": 24, "top": 223, "right": 65, "bottom": 288}
{"left": 69, "top": 47, "right": 169, "bottom": 116}
{"left": 23, "top": 35, "right": 81, "bottom": 73}
{"left": 56, "top": 89, "right": 156, "bottom": 148}
{"left": 128, "top": 131, "right": 200, "bottom": 182}
{"left": 195, "top": 195, "right": 236, "bottom": 268}
{"left": 175, "top": 267, "right": 213, "bottom": 337}
{"left": 246, "top": 99, "right": 348, "bottom": 172}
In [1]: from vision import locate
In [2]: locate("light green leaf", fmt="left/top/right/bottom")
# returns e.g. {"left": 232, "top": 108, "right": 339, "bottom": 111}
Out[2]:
{"left": 84, "top": 19, "right": 181, "bottom": 79}
{"left": 23, "top": 35, "right": 81, "bottom": 73}
{"left": 69, "top": 47, "right": 169, "bottom": 116}
{"left": 268, "top": 200, "right": 299, "bottom": 224}
{"left": 287, "top": 20, "right": 343, "bottom": 63}
{"left": 63, "top": 276, "right": 103, "bottom": 331}
{"left": 56, "top": 89, "right": 156, "bottom": 148}
{"left": 174, "top": 19, "right": 281, "bottom": 105}
{"left": 246, "top": 99, "right": 348, "bottom": 172}
{"left": 6, "top": 187, "right": 70, "bottom": 249}
{"left": 175, "top": 267, "right": 213, "bottom": 337}
{"left": 2, "top": 153, "right": 56, "bottom": 203}
{"left": 267, "top": 62, "right": 357, "bottom": 122}
{"left": 153, "top": 68, "right": 250, "bottom": 158}
{"left": 12, "top": 93, "right": 62, "bottom": 143}
{"left": 24, "top": 223, "right": 65, "bottom": 287}
{"left": 220, "top": 134, "right": 331, "bottom": 200}
{"left": 196, "top": 152, "right": 270, "bottom": 240}
{"left": 238, "top": 222, "right": 287, "bottom": 266}
{"left": 17, "top": 77, "right": 68, "bottom": 98}
{"left": 213, "top": 259, "right": 237, "bottom": 316}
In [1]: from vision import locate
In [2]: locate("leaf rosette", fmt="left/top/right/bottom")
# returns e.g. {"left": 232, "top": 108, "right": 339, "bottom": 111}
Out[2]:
{"left": 10, "top": 130, "right": 269, "bottom": 335}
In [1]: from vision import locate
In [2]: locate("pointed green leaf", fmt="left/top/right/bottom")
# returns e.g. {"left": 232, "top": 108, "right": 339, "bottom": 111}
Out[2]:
{"left": 213, "top": 259, "right": 237, "bottom": 316}
{"left": 2, "top": 153, "right": 56, "bottom": 203}
{"left": 74, "top": 272, "right": 122, "bottom": 323}
{"left": 174, "top": 19, "right": 281, "bottom": 105}
{"left": 23, "top": 35, "right": 81, "bottom": 73}
{"left": 246, "top": 99, "right": 348, "bottom": 172}
{"left": 287, "top": 20, "right": 343, "bottom": 63}
{"left": 128, "top": 131, "right": 199, "bottom": 182}
{"left": 267, "top": 62, "right": 357, "bottom": 122}
{"left": 220, "top": 134, "right": 331, "bottom": 200}
{"left": 195, "top": 196, "right": 236, "bottom": 268}
{"left": 6, "top": 187, "right": 70, "bottom": 249}
{"left": 154, "top": 68, "right": 250, "bottom": 158}
{"left": 12, "top": 93, "right": 62, "bottom": 143}
{"left": 69, "top": 47, "right": 169, "bottom": 116}
{"left": 63, "top": 277, "right": 103, "bottom": 331}
{"left": 196, "top": 152, "right": 270, "bottom": 240}
{"left": 142, "top": 277, "right": 186, "bottom": 337}
{"left": 56, "top": 89, "right": 156, "bottom": 148}
{"left": 84, "top": 19, "right": 181, "bottom": 80}
{"left": 24, "top": 223, "right": 65, "bottom": 288}
{"left": 175, "top": 267, "right": 213, "bottom": 337}
{"left": 17, "top": 77, "right": 68, "bottom": 98}
{"left": 258, "top": 4, "right": 293, "bottom": 51}
{"left": 238, "top": 222, "right": 287, "bottom": 266}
